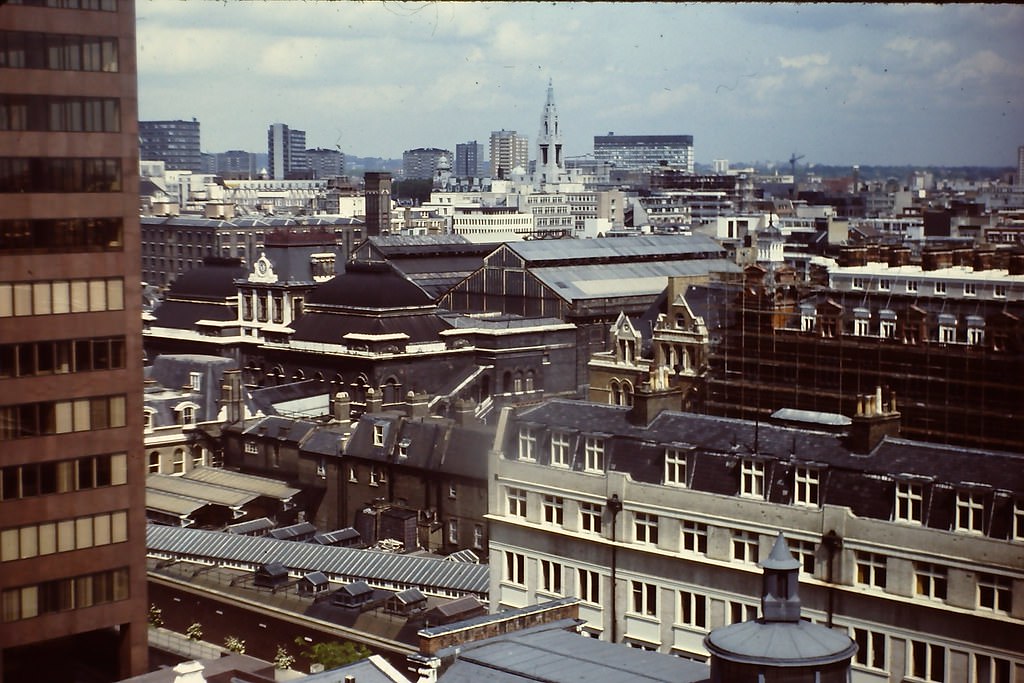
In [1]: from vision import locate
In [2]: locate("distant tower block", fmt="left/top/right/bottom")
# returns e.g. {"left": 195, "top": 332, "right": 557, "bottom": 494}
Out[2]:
{"left": 535, "top": 79, "right": 564, "bottom": 185}
{"left": 704, "top": 533, "right": 857, "bottom": 682}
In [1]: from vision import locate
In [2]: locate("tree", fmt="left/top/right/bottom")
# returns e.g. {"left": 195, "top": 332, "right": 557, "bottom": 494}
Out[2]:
{"left": 293, "top": 638, "right": 370, "bottom": 671}
{"left": 147, "top": 604, "right": 164, "bottom": 629}
{"left": 224, "top": 635, "right": 246, "bottom": 654}
{"left": 185, "top": 622, "right": 203, "bottom": 641}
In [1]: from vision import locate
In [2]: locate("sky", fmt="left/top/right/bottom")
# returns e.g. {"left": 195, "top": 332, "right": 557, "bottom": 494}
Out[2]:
{"left": 135, "top": 2, "right": 1024, "bottom": 168}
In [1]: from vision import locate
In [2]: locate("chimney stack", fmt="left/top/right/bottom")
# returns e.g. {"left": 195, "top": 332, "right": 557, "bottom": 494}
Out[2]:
{"left": 627, "top": 379, "right": 683, "bottom": 427}
{"left": 406, "top": 390, "right": 429, "bottom": 419}
{"left": 365, "top": 387, "right": 382, "bottom": 414}
{"left": 332, "top": 391, "right": 350, "bottom": 423}
{"left": 847, "top": 386, "right": 900, "bottom": 453}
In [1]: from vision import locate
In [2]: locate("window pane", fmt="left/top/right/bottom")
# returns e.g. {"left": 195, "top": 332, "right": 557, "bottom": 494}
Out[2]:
{"left": 37, "top": 522, "right": 56, "bottom": 555}
{"left": 72, "top": 398, "right": 90, "bottom": 431}
{"left": 70, "top": 280, "right": 88, "bottom": 312}
{"left": 111, "top": 511, "right": 127, "bottom": 543}
{"left": 18, "top": 527, "right": 37, "bottom": 559}
{"left": 93, "top": 514, "right": 110, "bottom": 545}
{"left": 88, "top": 279, "right": 106, "bottom": 311}
{"left": 106, "top": 278, "right": 122, "bottom": 309}
{"left": 51, "top": 280, "right": 69, "bottom": 314}
{"left": 75, "top": 516, "right": 92, "bottom": 548}
{"left": 32, "top": 282, "right": 50, "bottom": 315}
{"left": 57, "top": 520, "right": 74, "bottom": 552}
{"left": 54, "top": 401, "right": 73, "bottom": 433}
{"left": 107, "top": 395, "right": 125, "bottom": 427}
{"left": 110, "top": 453, "right": 127, "bottom": 485}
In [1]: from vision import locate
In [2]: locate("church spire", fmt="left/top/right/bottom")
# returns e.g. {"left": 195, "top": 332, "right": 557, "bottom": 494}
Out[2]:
{"left": 535, "top": 79, "right": 564, "bottom": 187}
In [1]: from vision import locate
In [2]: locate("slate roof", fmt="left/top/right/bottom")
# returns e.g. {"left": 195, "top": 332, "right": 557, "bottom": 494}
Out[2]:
{"left": 305, "top": 261, "right": 434, "bottom": 309}
{"left": 530, "top": 258, "right": 740, "bottom": 303}
{"left": 289, "top": 310, "right": 452, "bottom": 345}
{"left": 435, "top": 620, "right": 709, "bottom": 683}
{"left": 249, "top": 380, "right": 332, "bottom": 416}
{"left": 300, "top": 424, "right": 349, "bottom": 458}
{"left": 161, "top": 258, "right": 247, "bottom": 300}
{"left": 146, "top": 525, "right": 489, "bottom": 595}
{"left": 511, "top": 398, "right": 1024, "bottom": 534}
{"left": 241, "top": 415, "right": 319, "bottom": 445}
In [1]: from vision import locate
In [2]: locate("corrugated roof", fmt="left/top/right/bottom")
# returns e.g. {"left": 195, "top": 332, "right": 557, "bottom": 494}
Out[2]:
{"left": 146, "top": 525, "right": 489, "bottom": 596}
{"left": 147, "top": 474, "right": 256, "bottom": 507}
{"left": 145, "top": 490, "right": 208, "bottom": 517}
{"left": 506, "top": 233, "right": 725, "bottom": 264}
{"left": 182, "top": 468, "right": 300, "bottom": 501}
{"left": 532, "top": 258, "right": 740, "bottom": 302}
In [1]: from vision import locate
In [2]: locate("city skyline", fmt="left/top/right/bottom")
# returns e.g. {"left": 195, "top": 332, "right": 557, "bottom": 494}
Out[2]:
{"left": 136, "top": 2, "right": 1024, "bottom": 168}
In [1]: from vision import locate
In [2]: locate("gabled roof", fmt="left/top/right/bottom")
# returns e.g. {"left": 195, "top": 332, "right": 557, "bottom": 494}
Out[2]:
{"left": 181, "top": 467, "right": 300, "bottom": 502}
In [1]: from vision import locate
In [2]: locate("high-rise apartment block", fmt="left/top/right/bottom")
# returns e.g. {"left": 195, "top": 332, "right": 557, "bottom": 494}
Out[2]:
{"left": 1017, "top": 145, "right": 1024, "bottom": 187}
{"left": 268, "top": 122, "right": 307, "bottom": 180}
{"left": 455, "top": 141, "right": 484, "bottom": 178}
{"left": 594, "top": 133, "right": 695, "bottom": 173}
{"left": 489, "top": 129, "right": 528, "bottom": 180}
{"left": 402, "top": 147, "right": 452, "bottom": 181}
{"left": 0, "top": 0, "right": 148, "bottom": 680}
{"left": 214, "top": 149, "right": 259, "bottom": 180}
{"left": 139, "top": 118, "right": 202, "bottom": 171}
{"left": 306, "top": 147, "right": 344, "bottom": 179}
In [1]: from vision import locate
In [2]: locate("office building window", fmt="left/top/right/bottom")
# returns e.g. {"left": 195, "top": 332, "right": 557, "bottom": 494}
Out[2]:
{"left": 914, "top": 563, "right": 947, "bottom": 601}
{"left": 518, "top": 426, "right": 536, "bottom": 461}
{"left": 973, "top": 655, "right": 1011, "bottom": 683}
{"left": 580, "top": 502, "right": 602, "bottom": 534}
{"left": 0, "top": 157, "right": 121, "bottom": 193}
{"left": 631, "top": 581, "right": 658, "bottom": 617}
{"left": 506, "top": 487, "right": 527, "bottom": 518}
{"left": 1, "top": 510, "right": 127, "bottom": 563}
{"left": 543, "top": 495, "right": 563, "bottom": 526}
{"left": 678, "top": 590, "right": 707, "bottom": 629}
{"left": 907, "top": 640, "right": 945, "bottom": 682}
{"left": 583, "top": 436, "right": 604, "bottom": 472}
{"left": 855, "top": 552, "right": 887, "bottom": 589}
{"left": 956, "top": 491, "right": 985, "bottom": 533}
{"left": 1, "top": 566, "right": 129, "bottom": 623}
{"left": 0, "top": 277, "right": 124, "bottom": 318}
{"left": 793, "top": 466, "right": 820, "bottom": 506}
{"left": 664, "top": 448, "right": 686, "bottom": 486}
{"left": 681, "top": 520, "right": 708, "bottom": 554}
{"left": 852, "top": 627, "right": 887, "bottom": 672}
{"left": 0, "top": 394, "right": 125, "bottom": 441}
{"left": 740, "top": 459, "right": 765, "bottom": 498}
{"left": 895, "top": 481, "right": 924, "bottom": 523}
{"left": 634, "top": 512, "right": 659, "bottom": 545}
{"left": 732, "top": 530, "right": 759, "bottom": 564}
{"left": 549, "top": 430, "right": 570, "bottom": 467}
{"left": 0, "top": 31, "right": 118, "bottom": 72}
{"left": 0, "top": 336, "right": 126, "bottom": 379}
{"left": 1015, "top": 503, "right": 1024, "bottom": 541}
{"left": 503, "top": 551, "right": 525, "bottom": 585}
{"left": 977, "top": 573, "right": 1012, "bottom": 613}
{"left": 577, "top": 568, "right": 600, "bottom": 604}
{"left": 0, "top": 217, "right": 123, "bottom": 253}
{"left": 540, "top": 559, "right": 562, "bottom": 594}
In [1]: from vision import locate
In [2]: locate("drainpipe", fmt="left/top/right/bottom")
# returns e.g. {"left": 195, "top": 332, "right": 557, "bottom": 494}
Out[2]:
{"left": 606, "top": 493, "right": 623, "bottom": 643}
{"left": 822, "top": 529, "right": 843, "bottom": 628}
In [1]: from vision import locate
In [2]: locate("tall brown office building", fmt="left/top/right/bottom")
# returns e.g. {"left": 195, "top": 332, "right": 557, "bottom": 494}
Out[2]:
{"left": 0, "top": 1, "right": 147, "bottom": 681}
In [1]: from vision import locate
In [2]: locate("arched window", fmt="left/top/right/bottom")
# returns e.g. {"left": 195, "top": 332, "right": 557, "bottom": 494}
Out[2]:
{"left": 525, "top": 370, "right": 536, "bottom": 392}
{"left": 621, "top": 380, "right": 634, "bottom": 407}
{"left": 293, "top": 369, "right": 305, "bottom": 381}
{"left": 513, "top": 371, "right": 523, "bottom": 394}
{"left": 503, "top": 371, "right": 512, "bottom": 394}
{"left": 610, "top": 380, "right": 621, "bottom": 406}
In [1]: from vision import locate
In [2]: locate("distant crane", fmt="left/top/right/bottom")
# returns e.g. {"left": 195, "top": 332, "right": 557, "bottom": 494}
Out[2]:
{"left": 788, "top": 153, "right": 805, "bottom": 199}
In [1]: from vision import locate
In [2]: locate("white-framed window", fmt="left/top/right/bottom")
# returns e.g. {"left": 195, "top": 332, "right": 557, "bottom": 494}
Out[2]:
{"left": 895, "top": 481, "right": 924, "bottom": 523}
{"left": 634, "top": 512, "right": 659, "bottom": 545}
{"left": 188, "top": 371, "right": 202, "bottom": 391}
{"left": 369, "top": 466, "right": 380, "bottom": 486}
{"left": 740, "top": 459, "right": 765, "bottom": 498}
{"left": 172, "top": 448, "right": 185, "bottom": 474}
{"left": 506, "top": 487, "right": 527, "bottom": 518}
{"left": 994, "top": 284, "right": 1007, "bottom": 298}
{"left": 584, "top": 436, "right": 604, "bottom": 472}
{"left": 791, "top": 539, "right": 817, "bottom": 575}
{"left": 580, "top": 502, "right": 602, "bottom": 534}
{"left": 728, "top": 600, "right": 758, "bottom": 625}
{"left": 964, "top": 282, "right": 977, "bottom": 296}
{"left": 447, "top": 519, "right": 458, "bottom": 544}
{"left": 631, "top": 580, "right": 658, "bottom": 617}
{"left": 678, "top": 590, "right": 707, "bottom": 629}
{"left": 176, "top": 402, "right": 198, "bottom": 425}
{"left": 956, "top": 490, "right": 985, "bottom": 533}
{"left": 504, "top": 551, "right": 525, "bottom": 585}
{"left": 550, "top": 430, "right": 570, "bottom": 467}
{"left": 664, "top": 448, "right": 687, "bottom": 486}
{"left": 914, "top": 562, "right": 947, "bottom": 601}
{"left": 933, "top": 281, "right": 946, "bottom": 295}
{"left": 472, "top": 524, "right": 483, "bottom": 549}
{"left": 244, "top": 441, "right": 258, "bottom": 455}
{"left": 732, "top": 530, "right": 759, "bottom": 564}
{"left": 977, "top": 573, "right": 1012, "bottom": 613}
{"left": 854, "top": 316, "right": 870, "bottom": 336}
{"left": 852, "top": 277, "right": 865, "bottom": 290}
{"left": 906, "top": 279, "right": 919, "bottom": 293}
{"left": 793, "top": 466, "right": 820, "bottom": 507}
{"left": 973, "top": 654, "right": 1012, "bottom": 683}
{"left": 856, "top": 552, "right": 887, "bottom": 589}
{"left": 880, "top": 318, "right": 896, "bottom": 339}
{"left": 852, "top": 627, "right": 887, "bottom": 672}
{"left": 147, "top": 451, "right": 160, "bottom": 474}
{"left": 540, "top": 559, "right": 562, "bottom": 594}
{"left": 967, "top": 326, "right": 985, "bottom": 346}
{"left": 192, "top": 449, "right": 205, "bottom": 469}
{"left": 143, "top": 409, "right": 155, "bottom": 433}
{"left": 517, "top": 426, "right": 536, "bottom": 461}
{"left": 878, "top": 278, "right": 891, "bottom": 291}
{"left": 681, "top": 520, "right": 708, "bottom": 554}
{"left": 939, "top": 322, "right": 956, "bottom": 343}
{"left": 543, "top": 495, "right": 564, "bottom": 526}
{"left": 907, "top": 640, "right": 946, "bottom": 682}
{"left": 577, "top": 568, "right": 600, "bottom": 603}
{"left": 801, "top": 313, "right": 816, "bottom": 332}
{"left": 373, "top": 423, "right": 384, "bottom": 446}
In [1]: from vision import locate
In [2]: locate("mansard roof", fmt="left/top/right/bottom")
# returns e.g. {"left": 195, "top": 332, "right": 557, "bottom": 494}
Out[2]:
{"left": 304, "top": 261, "right": 435, "bottom": 309}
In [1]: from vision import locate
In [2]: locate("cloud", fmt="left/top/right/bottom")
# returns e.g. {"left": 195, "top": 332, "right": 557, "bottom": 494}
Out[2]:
{"left": 936, "top": 49, "right": 1023, "bottom": 89}
{"left": 884, "top": 36, "right": 954, "bottom": 64}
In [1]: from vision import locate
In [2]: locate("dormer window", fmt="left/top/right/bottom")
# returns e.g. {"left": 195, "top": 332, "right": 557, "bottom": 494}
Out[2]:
{"left": 938, "top": 313, "right": 957, "bottom": 344}
{"left": 373, "top": 423, "right": 384, "bottom": 447}
{"left": 740, "top": 459, "right": 765, "bottom": 499}
{"left": 550, "top": 431, "right": 570, "bottom": 467}
{"left": 895, "top": 480, "right": 924, "bottom": 524}
{"left": 143, "top": 409, "right": 156, "bottom": 433}
{"left": 175, "top": 402, "right": 198, "bottom": 426}
{"left": 853, "top": 308, "right": 870, "bottom": 337}
{"left": 518, "top": 426, "right": 537, "bottom": 461}
{"left": 189, "top": 371, "right": 202, "bottom": 391}
{"left": 956, "top": 490, "right": 985, "bottom": 533}
{"left": 793, "top": 466, "right": 820, "bottom": 507}
{"left": 664, "top": 448, "right": 687, "bottom": 486}
{"left": 934, "top": 281, "right": 947, "bottom": 295}
{"left": 879, "top": 310, "right": 897, "bottom": 339}
{"left": 583, "top": 436, "right": 604, "bottom": 472}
